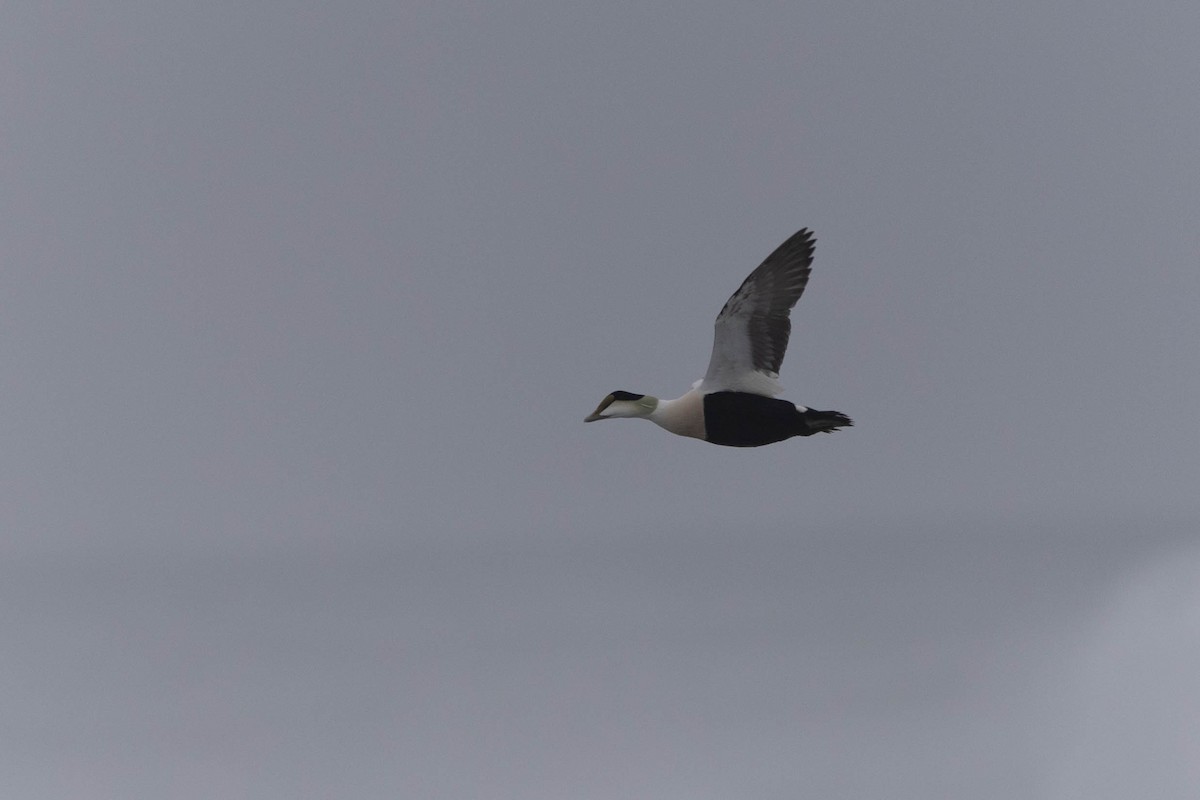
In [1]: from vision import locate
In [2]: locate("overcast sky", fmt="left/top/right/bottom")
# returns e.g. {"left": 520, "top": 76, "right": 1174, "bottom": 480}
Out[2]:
{"left": 2, "top": 2, "right": 1199, "bottom": 798}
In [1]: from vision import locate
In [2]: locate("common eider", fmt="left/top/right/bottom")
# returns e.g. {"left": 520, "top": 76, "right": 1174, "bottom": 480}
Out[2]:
{"left": 585, "top": 228, "right": 852, "bottom": 447}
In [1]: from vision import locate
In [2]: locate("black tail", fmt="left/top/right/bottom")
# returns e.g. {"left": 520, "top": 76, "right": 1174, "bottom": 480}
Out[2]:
{"left": 797, "top": 408, "right": 853, "bottom": 436}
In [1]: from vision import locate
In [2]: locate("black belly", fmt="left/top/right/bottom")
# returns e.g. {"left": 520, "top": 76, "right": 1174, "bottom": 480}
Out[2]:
{"left": 702, "top": 392, "right": 808, "bottom": 447}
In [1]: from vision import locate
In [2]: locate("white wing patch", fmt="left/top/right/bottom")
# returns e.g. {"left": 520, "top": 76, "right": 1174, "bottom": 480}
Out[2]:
{"left": 698, "top": 229, "right": 815, "bottom": 396}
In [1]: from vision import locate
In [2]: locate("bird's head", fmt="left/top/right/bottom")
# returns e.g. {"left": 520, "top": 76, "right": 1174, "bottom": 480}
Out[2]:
{"left": 584, "top": 391, "right": 659, "bottom": 422}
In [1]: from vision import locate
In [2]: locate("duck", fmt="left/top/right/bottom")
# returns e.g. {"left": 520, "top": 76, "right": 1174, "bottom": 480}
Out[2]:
{"left": 585, "top": 228, "right": 852, "bottom": 447}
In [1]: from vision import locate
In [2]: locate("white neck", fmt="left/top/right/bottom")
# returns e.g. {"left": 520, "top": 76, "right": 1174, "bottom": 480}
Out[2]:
{"left": 648, "top": 389, "right": 706, "bottom": 440}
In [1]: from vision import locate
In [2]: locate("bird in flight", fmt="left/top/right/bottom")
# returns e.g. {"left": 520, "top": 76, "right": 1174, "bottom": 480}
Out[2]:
{"left": 585, "top": 228, "right": 852, "bottom": 447}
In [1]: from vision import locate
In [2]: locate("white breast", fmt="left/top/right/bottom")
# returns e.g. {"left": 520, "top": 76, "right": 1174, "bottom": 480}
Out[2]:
{"left": 649, "top": 389, "right": 706, "bottom": 440}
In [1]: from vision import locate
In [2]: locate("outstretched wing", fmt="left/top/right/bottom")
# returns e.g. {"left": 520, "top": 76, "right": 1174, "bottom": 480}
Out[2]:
{"left": 698, "top": 229, "right": 814, "bottom": 396}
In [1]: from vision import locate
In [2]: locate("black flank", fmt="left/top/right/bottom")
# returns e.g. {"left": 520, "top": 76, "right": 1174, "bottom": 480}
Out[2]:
{"left": 702, "top": 391, "right": 853, "bottom": 448}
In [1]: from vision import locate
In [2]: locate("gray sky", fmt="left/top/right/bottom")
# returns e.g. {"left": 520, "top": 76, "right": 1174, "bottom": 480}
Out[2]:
{"left": 2, "top": 2, "right": 1199, "bottom": 797}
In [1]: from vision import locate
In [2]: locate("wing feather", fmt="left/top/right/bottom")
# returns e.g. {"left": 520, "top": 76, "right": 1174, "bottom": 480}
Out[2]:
{"left": 699, "top": 229, "right": 815, "bottom": 395}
